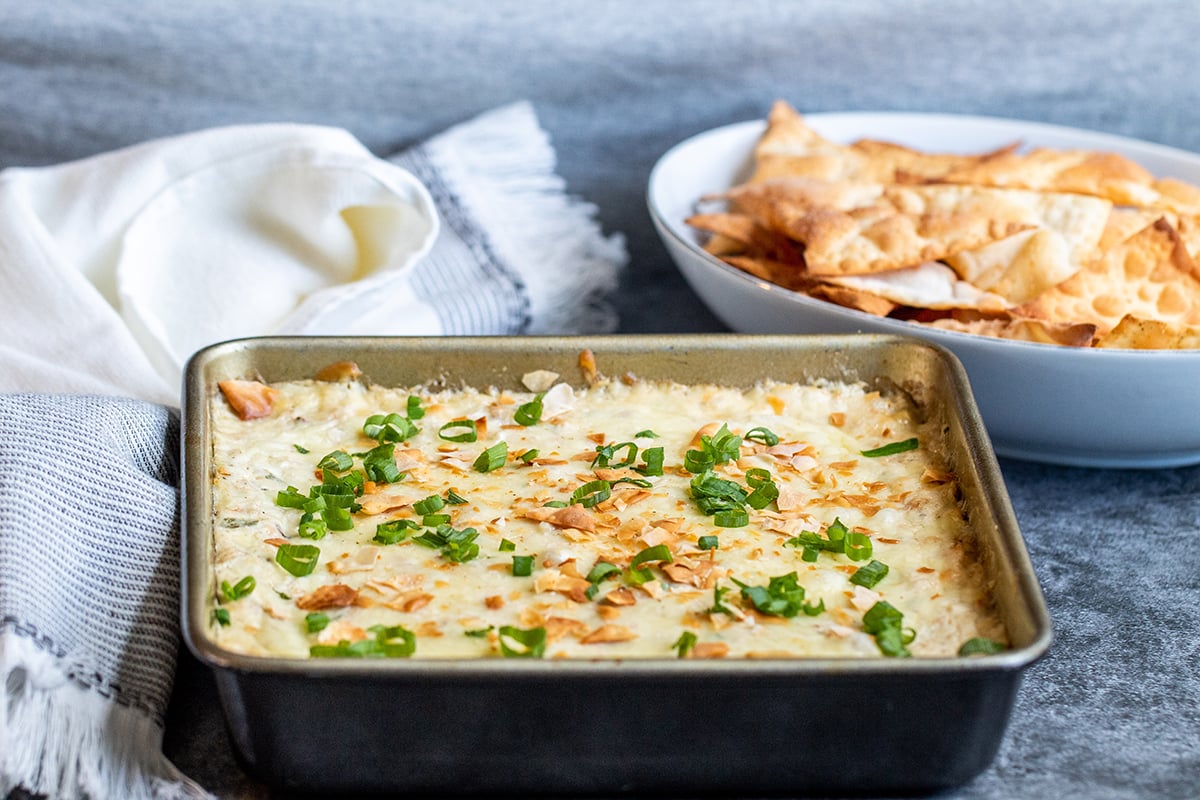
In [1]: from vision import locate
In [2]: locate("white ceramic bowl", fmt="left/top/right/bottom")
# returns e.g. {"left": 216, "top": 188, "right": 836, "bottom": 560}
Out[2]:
{"left": 648, "top": 112, "right": 1200, "bottom": 468}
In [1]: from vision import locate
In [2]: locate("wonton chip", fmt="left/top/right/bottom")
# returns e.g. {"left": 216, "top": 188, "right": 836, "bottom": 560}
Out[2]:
{"left": 926, "top": 315, "right": 1098, "bottom": 347}
{"left": 751, "top": 101, "right": 1016, "bottom": 185}
{"left": 1095, "top": 314, "right": 1200, "bottom": 349}
{"left": 828, "top": 261, "right": 1007, "bottom": 311}
{"left": 1017, "top": 219, "right": 1200, "bottom": 334}
{"left": 684, "top": 101, "right": 1200, "bottom": 348}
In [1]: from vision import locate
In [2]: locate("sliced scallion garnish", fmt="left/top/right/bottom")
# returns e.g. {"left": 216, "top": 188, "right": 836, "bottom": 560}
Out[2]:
{"left": 498, "top": 625, "right": 546, "bottom": 658}
{"left": 744, "top": 426, "right": 780, "bottom": 446}
{"left": 373, "top": 518, "right": 417, "bottom": 545}
{"left": 570, "top": 479, "right": 611, "bottom": 508}
{"left": 860, "top": 437, "right": 919, "bottom": 457}
{"left": 511, "top": 554, "right": 534, "bottom": 577}
{"left": 958, "top": 637, "right": 1007, "bottom": 656}
{"left": 220, "top": 575, "right": 256, "bottom": 603}
{"left": 438, "top": 419, "right": 478, "bottom": 443}
{"left": 413, "top": 495, "right": 445, "bottom": 516}
{"left": 849, "top": 559, "right": 889, "bottom": 588}
{"left": 514, "top": 393, "right": 544, "bottom": 426}
{"left": 275, "top": 543, "right": 320, "bottom": 577}
{"left": 472, "top": 441, "right": 508, "bottom": 473}
{"left": 363, "top": 413, "right": 419, "bottom": 443}
{"left": 672, "top": 631, "right": 697, "bottom": 658}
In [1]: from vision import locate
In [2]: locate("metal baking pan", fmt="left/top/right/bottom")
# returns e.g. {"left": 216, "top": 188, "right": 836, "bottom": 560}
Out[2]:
{"left": 181, "top": 333, "right": 1051, "bottom": 796}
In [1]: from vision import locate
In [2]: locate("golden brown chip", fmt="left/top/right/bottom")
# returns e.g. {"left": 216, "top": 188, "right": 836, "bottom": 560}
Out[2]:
{"left": 750, "top": 100, "right": 1017, "bottom": 185}
{"left": 1095, "top": 314, "right": 1200, "bottom": 349}
{"left": 939, "top": 147, "right": 1180, "bottom": 209}
{"left": 806, "top": 282, "right": 897, "bottom": 317}
{"left": 1017, "top": 218, "right": 1200, "bottom": 334}
{"left": 926, "top": 314, "right": 1097, "bottom": 347}
{"left": 942, "top": 190, "right": 1111, "bottom": 303}
{"left": 786, "top": 183, "right": 1034, "bottom": 276}
{"left": 827, "top": 261, "right": 1007, "bottom": 311}
{"left": 685, "top": 211, "right": 804, "bottom": 265}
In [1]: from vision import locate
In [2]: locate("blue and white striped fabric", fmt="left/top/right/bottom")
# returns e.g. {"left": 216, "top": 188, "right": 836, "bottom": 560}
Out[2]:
{"left": 0, "top": 394, "right": 207, "bottom": 799}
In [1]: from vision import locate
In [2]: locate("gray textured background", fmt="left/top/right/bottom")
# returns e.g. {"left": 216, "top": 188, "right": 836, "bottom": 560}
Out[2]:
{"left": 3, "top": 1, "right": 1199, "bottom": 797}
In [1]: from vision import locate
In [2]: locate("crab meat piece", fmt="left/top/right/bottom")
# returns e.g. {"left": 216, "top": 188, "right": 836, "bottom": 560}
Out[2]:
{"left": 580, "top": 624, "right": 636, "bottom": 644}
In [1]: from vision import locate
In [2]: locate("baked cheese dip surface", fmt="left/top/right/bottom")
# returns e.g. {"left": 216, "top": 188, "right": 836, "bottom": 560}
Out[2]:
{"left": 208, "top": 363, "right": 1007, "bottom": 660}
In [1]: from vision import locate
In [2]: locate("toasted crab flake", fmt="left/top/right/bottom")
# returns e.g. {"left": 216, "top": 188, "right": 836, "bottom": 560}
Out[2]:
{"left": 580, "top": 624, "right": 637, "bottom": 645}
{"left": 218, "top": 380, "right": 278, "bottom": 420}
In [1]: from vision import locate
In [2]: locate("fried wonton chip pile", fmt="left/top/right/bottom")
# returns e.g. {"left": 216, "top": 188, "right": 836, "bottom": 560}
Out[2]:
{"left": 686, "top": 100, "right": 1200, "bottom": 348}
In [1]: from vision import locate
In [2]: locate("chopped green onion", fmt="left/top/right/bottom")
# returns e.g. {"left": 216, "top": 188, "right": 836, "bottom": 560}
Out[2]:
{"left": 849, "top": 559, "right": 889, "bottom": 588}
{"left": 612, "top": 476, "right": 653, "bottom": 489}
{"left": 634, "top": 429, "right": 659, "bottom": 439}
{"left": 275, "top": 543, "right": 320, "bottom": 576}
{"left": 498, "top": 538, "right": 516, "bottom": 552}
{"left": 570, "top": 479, "right": 611, "bottom": 508}
{"left": 406, "top": 395, "right": 425, "bottom": 420}
{"left": 363, "top": 412, "right": 419, "bottom": 443}
{"left": 373, "top": 518, "right": 417, "bottom": 545}
{"left": 710, "top": 584, "right": 735, "bottom": 615}
{"left": 220, "top": 575, "right": 256, "bottom": 603}
{"left": 464, "top": 625, "right": 493, "bottom": 638}
{"left": 672, "top": 631, "right": 697, "bottom": 659}
{"left": 297, "top": 512, "right": 328, "bottom": 540}
{"left": 472, "top": 441, "right": 508, "bottom": 473}
{"left": 413, "top": 524, "right": 480, "bottom": 563}
{"left": 305, "top": 612, "right": 330, "bottom": 633}
{"left": 371, "top": 624, "right": 417, "bottom": 657}
{"left": 362, "top": 443, "right": 402, "bottom": 484}
{"left": 212, "top": 608, "right": 231, "bottom": 626}
{"left": 634, "top": 446, "right": 665, "bottom": 477}
{"left": 861, "top": 437, "right": 919, "bottom": 457}
{"left": 713, "top": 507, "right": 749, "bottom": 528}
{"left": 631, "top": 544, "right": 673, "bottom": 568}
{"left": 958, "top": 637, "right": 1007, "bottom": 656}
{"left": 511, "top": 555, "right": 534, "bottom": 577}
{"left": 514, "top": 394, "right": 544, "bottom": 426}
{"left": 683, "top": 449, "right": 715, "bottom": 474}
{"left": 310, "top": 624, "right": 416, "bottom": 658}
{"left": 498, "top": 625, "right": 546, "bottom": 658}
{"left": 862, "top": 601, "right": 912, "bottom": 657}
{"left": 784, "top": 518, "right": 850, "bottom": 558}
{"left": 275, "top": 485, "right": 308, "bottom": 509}
{"left": 438, "top": 419, "right": 478, "bottom": 443}
{"left": 698, "top": 535, "right": 719, "bottom": 551}
{"left": 317, "top": 450, "right": 353, "bottom": 472}
{"left": 293, "top": 444, "right": 310, "bottom": 454}
{"left": 543, "top": 500, "right": 568, "bottom": 508}
{"left": 844, "top": 531, "right": 873, "bottom": 562}
{"left": 744, "top": 426, "right": 780, "bottom": 446}
{"left": 445, "top": 489, "right": 468, "bottom": 505}
{"left": 422, "top": 513, "right": 451, "bottom": 527}
{"left": 413, "top": 495, "right": 445, "bottom": 516}
{"left": 586, "top": 561, "right": 622, "bottom": 584}
{"left": 321, "top": 504, "right": 355, "bottom": 532}
{"left": 592, "top": 441, "right": 637, "bottom": 469}
{"left": 518, "top": 448, "right": 540, "bottom": 463}
{"left": 731, "top": 572, "right": 819, "bottom": 618}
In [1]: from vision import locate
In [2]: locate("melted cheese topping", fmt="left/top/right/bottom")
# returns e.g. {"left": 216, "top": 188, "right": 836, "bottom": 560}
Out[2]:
{"left": 209, "top": 374, "right": 1006, "bottom": 659}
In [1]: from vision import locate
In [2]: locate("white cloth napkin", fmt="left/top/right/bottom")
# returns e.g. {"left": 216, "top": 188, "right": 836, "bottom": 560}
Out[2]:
{"left": 0, "top": 102, "right": 626, "bottom": 799}
{"left": 0, "top": 101, "right": 626, "bottom": 404}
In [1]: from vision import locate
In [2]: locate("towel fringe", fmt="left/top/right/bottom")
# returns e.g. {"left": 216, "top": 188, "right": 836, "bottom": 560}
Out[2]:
{"left": 423, "top": 101, "right": 627, "bottom": 334}
{"left": 0, "top": 633, "right": 210, "bottom": 800}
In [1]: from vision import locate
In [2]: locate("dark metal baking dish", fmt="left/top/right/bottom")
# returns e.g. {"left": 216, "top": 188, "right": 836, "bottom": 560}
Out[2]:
{"left": 181, "top": 333, "right": 1051, "bottom": 796}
